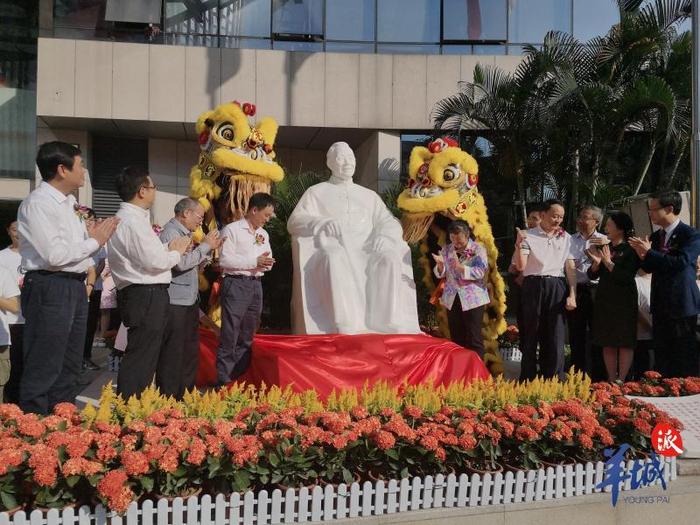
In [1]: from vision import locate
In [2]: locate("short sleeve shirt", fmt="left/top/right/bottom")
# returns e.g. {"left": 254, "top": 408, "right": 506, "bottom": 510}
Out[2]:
{"left": 0, "top": 266, "right": 20, "bottom": 346}
{"left": 520, "top": 227, "right": 574, "bottom": 278}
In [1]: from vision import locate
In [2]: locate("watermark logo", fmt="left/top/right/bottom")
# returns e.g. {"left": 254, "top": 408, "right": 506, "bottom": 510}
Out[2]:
{"left": 651, "top": 423, "right": 683, "bottom": 457}
{"left": 596, "top": 443, "right": 666, "bottom": 506}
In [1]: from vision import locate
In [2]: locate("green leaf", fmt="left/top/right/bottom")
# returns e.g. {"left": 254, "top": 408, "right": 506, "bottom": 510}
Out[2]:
{"left": 66, "top": 475, "right": 80, "bottom": 488}
{"left": 233, "top": 471, "right": 250, "bottom": 492}
{"left": 385, "top": 449, "right": 400, "bottom": 460}
{"left": 269, "top": 453, "right": 280, "bottom": 467}
{"left": 141, "top": 476, "right": 154, "bottom": 493}
{"left": 1, "top": 491, "right": 18, "bottom": 511}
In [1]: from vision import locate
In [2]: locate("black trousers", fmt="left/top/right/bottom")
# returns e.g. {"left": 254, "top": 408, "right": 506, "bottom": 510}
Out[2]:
{"left": 216, "top": 276, "right": 262, "bottom": 385}
{"left": 157, "top": 303, "right": 200, "bottom": 399}
{"left": 653, "top": 316, "right": 698, "bottom": 378}
{"left": 19, "top": 272, "right": 87, "bottom": 414}
{"left": 116, "top": 284, "right": 170, "bottom": 399}
{"left": 4, "top": 324, "right": 24, "bottom": 404}
{"left": 83, "top": 289, "right": 102, "bottom": 359}
{"left": 447, "top": 296, "right": 485, "bottom": 358}
{"left": 519, "top": 275, "right": 567, "bottom": 381}
{"left": 566, "top": 284, "right": 594, "bottom": 375}
{"left": 633, "top": 339, "right": 653, "bottom": 380}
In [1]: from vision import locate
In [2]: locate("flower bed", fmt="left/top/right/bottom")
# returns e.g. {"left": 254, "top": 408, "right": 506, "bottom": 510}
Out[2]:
{"left": 0, "top": 372, "right": 685, "bottom": 514}
{"left": 616, "top": 371, "right": 700, "bottom": 397}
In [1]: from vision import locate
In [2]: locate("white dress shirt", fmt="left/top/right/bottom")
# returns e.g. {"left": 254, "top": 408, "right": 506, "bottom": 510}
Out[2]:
{"left": 107, "top": 203, "right": 180, "bottom": 290}
{"left": 520, "top": 227, "right": 574, "bottom": 277}
{"left": 570, "top": 230, "right": 606, "bottom": 284}
{"left": 662, "top": 218, "right": 681, "bottom": 247}
{"left": 0, "top": 248, "right": 24, "bottom": 324}
{"left": 219, "top": 218, "right": 272, "bottom": 277}
{"left": 17, "top": 181, "right": 99, "bottom": 273}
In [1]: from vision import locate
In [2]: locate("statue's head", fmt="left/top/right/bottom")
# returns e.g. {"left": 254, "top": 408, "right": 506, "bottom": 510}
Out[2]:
{"left": 326, "top": 142, "right": 356, "bottom": 181}
{"left": 397, "top": 137, "right": 480, "bottom": 243}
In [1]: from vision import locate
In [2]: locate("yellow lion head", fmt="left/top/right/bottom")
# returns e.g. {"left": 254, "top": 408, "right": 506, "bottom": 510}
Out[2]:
{"left": 397, "top": 138, "right": 480, "bottom": 242}
{"left": 190, "top": 101, "right": 284, "bottom": 227}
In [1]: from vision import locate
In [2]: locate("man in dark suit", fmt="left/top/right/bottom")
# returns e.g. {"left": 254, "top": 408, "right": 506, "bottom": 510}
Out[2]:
{"left": 629, "top": 191, "right": 700, "bottom": 378}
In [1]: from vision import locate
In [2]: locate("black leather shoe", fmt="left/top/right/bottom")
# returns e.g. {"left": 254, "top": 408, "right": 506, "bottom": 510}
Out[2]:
{"left": 82, "top": 359, "right": 100, "bottom": 371}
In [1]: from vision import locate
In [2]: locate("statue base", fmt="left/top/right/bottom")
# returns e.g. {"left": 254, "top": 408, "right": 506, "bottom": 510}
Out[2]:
{"left": 196, "top": 331, "right": 489, "bottom": 397}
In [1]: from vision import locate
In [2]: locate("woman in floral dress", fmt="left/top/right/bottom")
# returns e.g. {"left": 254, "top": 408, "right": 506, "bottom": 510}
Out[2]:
{"left": 433, "top": 220, "right": 490, "bottom": 358}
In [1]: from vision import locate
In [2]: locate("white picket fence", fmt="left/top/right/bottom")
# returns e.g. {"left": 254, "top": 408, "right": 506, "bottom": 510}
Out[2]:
{"left": 0, "top": 456, "right": 677, "bottom": 525}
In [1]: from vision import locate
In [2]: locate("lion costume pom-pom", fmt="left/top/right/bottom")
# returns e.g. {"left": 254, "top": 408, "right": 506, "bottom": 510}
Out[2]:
{"left": 397, "top": 138, "right": 507, "bottom": 375}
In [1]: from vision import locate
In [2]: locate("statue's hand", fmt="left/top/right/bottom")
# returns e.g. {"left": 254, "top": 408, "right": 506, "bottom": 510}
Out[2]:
{"left": 319, "top": 219, "right": 343, "bottom": 239}
{"left": 371, "top": 236, "right": 393, "bottom": 252}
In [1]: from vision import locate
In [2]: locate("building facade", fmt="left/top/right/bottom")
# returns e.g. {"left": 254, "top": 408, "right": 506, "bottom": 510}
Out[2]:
{"left": 0, "top": 0, "right": 622, "bottom": 237}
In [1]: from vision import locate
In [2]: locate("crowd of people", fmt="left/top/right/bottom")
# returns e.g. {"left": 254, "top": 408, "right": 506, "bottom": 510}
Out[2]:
{"left": 1, "top": 141, "right": 699, "bottom": 414}
{"left": 0, "top": 142, "right": 276, "bottom": 414}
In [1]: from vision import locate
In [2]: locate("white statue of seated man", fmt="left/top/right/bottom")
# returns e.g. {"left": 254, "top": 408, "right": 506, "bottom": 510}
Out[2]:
{"left": 288, "top": 141, "right": 421, "bottom": 335}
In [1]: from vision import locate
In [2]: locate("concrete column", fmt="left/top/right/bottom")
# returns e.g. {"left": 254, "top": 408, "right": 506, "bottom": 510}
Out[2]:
{"left": 354, "top": 131, "right": 401, "bottom": 194}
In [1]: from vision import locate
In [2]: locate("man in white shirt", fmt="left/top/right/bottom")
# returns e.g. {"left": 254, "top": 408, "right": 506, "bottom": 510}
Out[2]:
{"left": 17, "top": 141, "right": 118, "bottom": 414}
{"left": 0, "top": 265, "right": 20, "bottom": 403}
{"left": 513, "top": 199, "right": 577, "bottom": 381}
{"left": 0, "top": 219, "right": 24, "bottom": 404}
{"left": 216, "top": 192, "right": 276, "bottom": 386}
{"left": 107, "top": 166, "right": 190, "bottom": 399}
{"left": 567, "top": 205, "right": 605, "bottom": 379}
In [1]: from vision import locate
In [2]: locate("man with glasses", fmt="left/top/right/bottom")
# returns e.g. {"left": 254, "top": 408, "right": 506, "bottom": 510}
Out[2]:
{"left": 629, "top": 191, "right": 700, "bottom": 377}
{"left": 157, "top": 198, "right": 224, "bottom": 399}
{"left": 568, "top": 205, "right": 606, "bottom": 379}
{"left": 107, "top": 167, "right": 190, "bottom": 399}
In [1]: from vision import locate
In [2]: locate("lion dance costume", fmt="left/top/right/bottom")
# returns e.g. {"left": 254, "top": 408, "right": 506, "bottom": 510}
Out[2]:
{"left": 189, "top": 100, "right": 284, "bottom": 323}
{"left": 397, "top": 138, "right": 507, "bottom": 375}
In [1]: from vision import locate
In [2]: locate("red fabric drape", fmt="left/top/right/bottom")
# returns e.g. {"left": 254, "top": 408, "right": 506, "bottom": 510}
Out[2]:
{"left": 197, "top": 331, "right": 490, "bottom": 397}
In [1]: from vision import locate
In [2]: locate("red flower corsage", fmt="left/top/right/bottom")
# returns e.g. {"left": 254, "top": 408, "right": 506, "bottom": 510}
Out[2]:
{"left": 74, "top": 204, "right": 91, "bottom": 222}
{"left": 254, "top": 233, "right": 265, "bottom": 246}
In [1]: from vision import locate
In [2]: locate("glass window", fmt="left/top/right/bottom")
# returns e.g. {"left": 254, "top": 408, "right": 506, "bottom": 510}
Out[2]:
{"left": 441, "top": 45, "right": 472, "bottom": 55}
{"left": 473, "top": 44, "right": 505, "bottom": 55}
{"left": 377, "top": 0, "right": 440, "bottom": 43}
{"left": 272, "top": 0, "right": 323, "bottom": 36}
{"left": 508, "top": 0, "right": 572, "bottom": 44}
{"left": 573, "top": 0, "right": 618, "bottom": 41}
{"left": 325, "top": 42, "right": 375, "bottom": 53}
{"left": 443, "top": 0, "right": 507, "bottom": 42}
{"left": 165, "top": 0, "right": 219, "bottom": 36}
{"left": 220, "top": 36, "right": 272, "bottom": 49}
{"left": 54, "top": 0, "right": 107, "bottom": 29}
{"left": 326, "top": 0, "right": 375, "bottom": 41}
{"left": 1, "top": 0, "right": 37, "bottom": 181}
{"left": 273, "top": 40, "right": 323, "bottom": 51}
{"left": 377, "top": 44, "right": 440, "bottom": 54}
{"left": 219, "top": 0, "right": 271, "bottom": 37}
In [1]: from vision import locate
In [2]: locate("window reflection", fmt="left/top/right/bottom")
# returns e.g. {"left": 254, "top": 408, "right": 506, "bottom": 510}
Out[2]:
{"left": 272, "top": 0, "right": 323, "bottom": 36}
{"left": 573, "top": 0, "right": 618, "bottom": 41}
{"left": 443, "top": 0, "right": 507, "bottom": 42}
{"left": 377, "top": 44, "right": 440, "bottom": 54}
{"left": 508, "top": 0, "right": 572, "bottom": 44}
{"left": 377, "top": 0, "right": 440, "bottom": 43}
{"left": 54, "top": 0, "right": 107, "bottom": 29}
{"left": 165, "top": 0, "right": 219, "bottom": 36}
{"left": 273, "top": 40, "right": 323, "bottom": 51}
{"left": 220, "top": 0, "right": 271, "bottom": 38}
{"left": 325, "top": 42, "right": 375, "bottom": 54}
{"left": 326, "top": 0, "right": 375, "bottom": 41}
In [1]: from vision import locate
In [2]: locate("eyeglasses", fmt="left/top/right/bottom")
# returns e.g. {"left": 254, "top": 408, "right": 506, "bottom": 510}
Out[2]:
{"left": 191, "top": 211, "right": 204, "bottom": 221}
{"left": 141, "top": 184, "right": 157, "bottom": 191}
